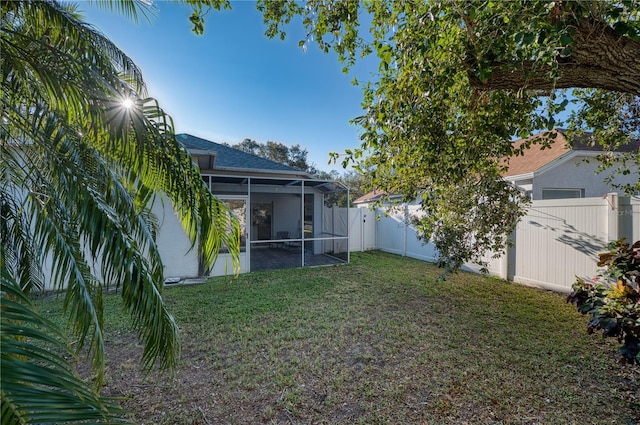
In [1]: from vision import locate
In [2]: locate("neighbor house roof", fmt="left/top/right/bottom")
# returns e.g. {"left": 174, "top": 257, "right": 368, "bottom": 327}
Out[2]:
{"left": 353, "top": 190, "right": 386, "bottom": 204}
{"left": 353, "top": 190, "right": 404, "bottom": 205}
{"left": 503, "top": 129, "right": 639, "bottom": 178}
{"left": 177, "top": 133, "right": 309, "bottom": 175}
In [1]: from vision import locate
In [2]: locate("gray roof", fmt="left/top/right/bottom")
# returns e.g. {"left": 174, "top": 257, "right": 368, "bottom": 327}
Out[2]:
{"left": 177, "top": 133, "right": 306, "bottom": 174}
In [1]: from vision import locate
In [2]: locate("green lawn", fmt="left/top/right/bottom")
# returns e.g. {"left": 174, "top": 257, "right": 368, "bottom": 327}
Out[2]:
{"left": 40, "top": 251, "right": 639, "bottom": 424}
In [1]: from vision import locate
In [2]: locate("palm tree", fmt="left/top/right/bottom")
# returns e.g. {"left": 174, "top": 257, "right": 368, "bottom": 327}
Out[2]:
{"left": 1, "top": 1, "right": 239, "bottom": 422}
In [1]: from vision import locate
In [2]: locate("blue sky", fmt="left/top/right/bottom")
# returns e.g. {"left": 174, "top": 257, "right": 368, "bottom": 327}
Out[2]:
{"left": 81, "top": 1, "right": 374, "bottom": 172}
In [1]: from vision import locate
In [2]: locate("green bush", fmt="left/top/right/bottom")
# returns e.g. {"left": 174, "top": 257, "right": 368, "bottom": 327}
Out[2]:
{"left": 567, "top": 239, "right": 640, "bottom": 365}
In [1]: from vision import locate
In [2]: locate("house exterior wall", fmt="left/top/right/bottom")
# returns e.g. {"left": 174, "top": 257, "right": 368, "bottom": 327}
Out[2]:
{"left": 153, "top": 177, "right": 348, "bottom": 279}
{"left": 153, "top": 194, "right": 201, "bottom": 279}
{"left": 313, "top": 195, "right": 325, "bottom": 254}
{"left": 531, "top": 156, "right": 637, "bottom": 199}
{"left": 510, "top": 178, "right": 533, "bottom": 197}
{"left": 249, "top": 189, "right": 323, "bottom": 239}
{"left": 272, "top": 194, "right": 303, "bottom": 238}
{"left": 39, "top": 194, "right": 200, "bottom": 290}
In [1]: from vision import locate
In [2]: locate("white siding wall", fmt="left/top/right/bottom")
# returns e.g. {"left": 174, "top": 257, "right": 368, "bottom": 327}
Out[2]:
{"left": 533, "top": 156, "right": 637, "bottom": 199}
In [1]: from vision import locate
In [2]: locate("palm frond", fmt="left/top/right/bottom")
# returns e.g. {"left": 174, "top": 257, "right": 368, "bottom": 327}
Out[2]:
{"left": 0, "top": 177, "right": 45, "bottom": 293}
{"left": 1, "top": 0, "right": 147, "bottom": 116}
{"left": 1, "top": 3, "right": 240, "bottom": 421}
{"left": 0, "top": 269, "right": 130, "bottom": 424}
{"left": 84, "top": 0, "right": 158, "bottom": 26}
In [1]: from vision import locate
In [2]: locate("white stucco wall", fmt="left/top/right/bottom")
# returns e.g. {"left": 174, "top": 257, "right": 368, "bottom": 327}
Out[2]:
{"left": 153, "top": 195, "right": 201, "bottom": 280}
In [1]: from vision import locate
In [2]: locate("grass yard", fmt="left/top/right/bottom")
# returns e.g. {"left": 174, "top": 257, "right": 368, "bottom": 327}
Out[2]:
{"left": 40, "top": 251, "right": 639, "bottom": 424}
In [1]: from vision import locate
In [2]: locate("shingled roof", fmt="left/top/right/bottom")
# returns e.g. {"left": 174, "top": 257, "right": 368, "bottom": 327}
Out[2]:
{"left": 176, "top": 133, "right": 308, "bottom": 174}
{"left": 503, "top": 129, "right": 640, "bottom": 177}
{"left": 353, "top": 190, "right": 386, "bottom": 204}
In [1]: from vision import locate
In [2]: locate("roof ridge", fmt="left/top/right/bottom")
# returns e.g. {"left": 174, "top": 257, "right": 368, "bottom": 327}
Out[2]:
{"left": 177, "top": 133, "right": 307, "bottom": 174}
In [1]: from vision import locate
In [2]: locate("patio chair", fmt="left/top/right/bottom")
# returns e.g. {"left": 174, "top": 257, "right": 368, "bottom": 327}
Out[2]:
{"left": 287, "top": 230, "right": 302, "bottom": 249}
{"left": 270, "top": 231, "right": 289, "bottom": 249}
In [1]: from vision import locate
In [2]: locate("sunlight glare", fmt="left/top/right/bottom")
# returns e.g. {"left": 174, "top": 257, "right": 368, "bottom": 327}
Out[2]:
{"left": 122, "top": 98, "right": 134, "bottom": 109}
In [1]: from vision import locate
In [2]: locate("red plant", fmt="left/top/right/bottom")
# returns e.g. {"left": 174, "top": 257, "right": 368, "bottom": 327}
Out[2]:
{"left": 567, "top": 239, "right": 640, "bottom": 365}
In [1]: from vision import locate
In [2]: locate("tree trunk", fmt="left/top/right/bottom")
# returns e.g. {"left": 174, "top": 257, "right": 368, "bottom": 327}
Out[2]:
{"left": 469, "top": 21, "right": 640, "bottom": 95}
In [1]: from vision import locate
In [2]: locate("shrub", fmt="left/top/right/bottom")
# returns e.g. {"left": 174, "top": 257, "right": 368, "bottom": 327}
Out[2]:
{"left": 567, "top": 239, "right": 640, "bottom": 365}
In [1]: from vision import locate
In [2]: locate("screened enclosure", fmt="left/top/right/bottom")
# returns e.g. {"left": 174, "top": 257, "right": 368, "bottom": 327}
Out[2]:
{"left": 201, "top": 174, "right": 349, "bottom": 274}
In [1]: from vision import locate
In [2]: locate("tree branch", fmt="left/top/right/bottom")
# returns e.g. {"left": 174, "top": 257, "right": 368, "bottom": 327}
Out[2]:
{"left": 469, "top": 21, "right": 640, "bottom": 95}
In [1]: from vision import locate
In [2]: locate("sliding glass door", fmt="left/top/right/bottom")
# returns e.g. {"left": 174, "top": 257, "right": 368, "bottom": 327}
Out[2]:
{"left": 209, "top": 196, "right": 249, "bottom": 275}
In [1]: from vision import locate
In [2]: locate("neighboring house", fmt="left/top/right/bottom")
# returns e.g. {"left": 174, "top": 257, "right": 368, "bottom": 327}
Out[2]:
{"left": 355, "top": 129, "right": 639, "bottom": 204}
{"left": 156, "top": 134, "right": 349, "bottom": 280}
{"left": 503, "top": 129, "right": 639, "bottom": 200}
{"left": 353, "top": 190, "right": 402, "bottom": 208}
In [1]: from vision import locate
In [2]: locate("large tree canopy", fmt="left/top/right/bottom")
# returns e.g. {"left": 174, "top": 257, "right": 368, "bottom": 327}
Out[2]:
{"left": 190, "top": 0, "right": 640, "bottom": 270}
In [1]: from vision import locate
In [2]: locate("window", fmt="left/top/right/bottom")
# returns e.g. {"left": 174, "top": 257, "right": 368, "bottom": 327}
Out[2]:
{"left": 220, "top": 198, "right": 247, "bottom": 253}
{"left": 541, "top": 188, "right": 584, "bottom": 200}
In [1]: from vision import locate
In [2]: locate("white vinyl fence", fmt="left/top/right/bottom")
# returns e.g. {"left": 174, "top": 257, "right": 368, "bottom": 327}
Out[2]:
{"left": 40, "top": 194, "right": 637, "bottom": 291}
{"left": 349, "top": 194, "right": 640, "bottom": 293}
{"left": 348, "top": 208, "right": 376, "bottom": 252}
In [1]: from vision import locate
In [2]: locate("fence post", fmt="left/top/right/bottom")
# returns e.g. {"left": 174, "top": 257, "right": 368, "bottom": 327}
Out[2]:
{"left": 403, "top": 203, "right": 409, "bottom": 257}
{"left": 375, "top": 208, "right": 380, "bottom": 252}
{"left": 605, "top": 193, "right": 619, "bottom": 243}
{"left": 502, "top": 227, "right": 518, "bottom": 281}
{"left": 359, "top": 208, "right": 364, "bottom": 252}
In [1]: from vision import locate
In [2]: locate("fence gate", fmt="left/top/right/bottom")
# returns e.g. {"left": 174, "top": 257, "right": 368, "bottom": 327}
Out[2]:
{"left": 349, "top": 208, "right": 376, "bottom": 252}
